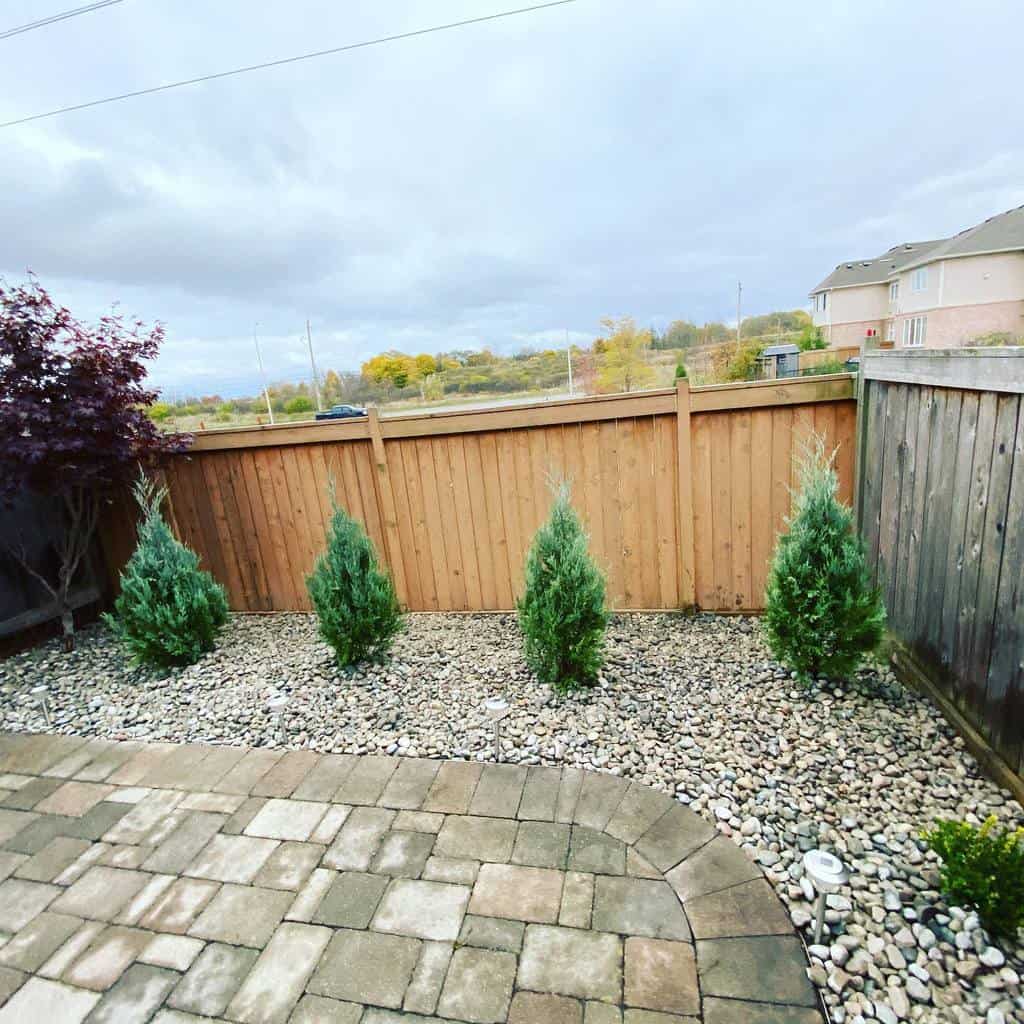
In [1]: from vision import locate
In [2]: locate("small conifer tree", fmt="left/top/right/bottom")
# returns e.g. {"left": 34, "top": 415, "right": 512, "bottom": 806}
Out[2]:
{"left": 764, "top": 435, "right": 885, "bottom": 682}
{"left": 105, "top": 474, "right": 228, "bottom": 667}
{"left": 674, "top": 362, "right": 688, "bottom": 380}
{"left": 518, "top": 483, "right": 608, "bottom": 694}
{"left": 307, "top": 495, "right": 402, "bottom": 667}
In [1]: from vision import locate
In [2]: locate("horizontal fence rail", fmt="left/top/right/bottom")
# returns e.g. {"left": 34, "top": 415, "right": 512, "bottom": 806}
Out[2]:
{"left": 99, "top": 375, "right": 857, "bottom": 614}
{"left": 857, "top": 348, "right": 1024, "bottom": 783}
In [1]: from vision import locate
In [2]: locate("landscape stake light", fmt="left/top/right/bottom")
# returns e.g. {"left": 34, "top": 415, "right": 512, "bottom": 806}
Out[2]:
{"left": 484, "top": 696, "right": 510, "bottom": 763}
{"left": 803, "top": 848, "right": 850, "bottom": 944}
{"left": 31, "top": 685, "right": 51, "bottom": 726}
{"left": 267, "top": 694, "right": 289, "bottom": 746}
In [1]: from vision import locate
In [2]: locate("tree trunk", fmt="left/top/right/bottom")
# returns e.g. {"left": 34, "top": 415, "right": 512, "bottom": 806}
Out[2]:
{"left": 60, "top": 605, "right": 75, "bottom": 652}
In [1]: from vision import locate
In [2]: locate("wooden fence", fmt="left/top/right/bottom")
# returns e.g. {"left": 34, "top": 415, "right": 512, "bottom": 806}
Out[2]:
{"left": 856, "top": 348, "right": 1024, "bottom": 785}
{"left": 104, "top": 375, "right": 855, "bottom": 615}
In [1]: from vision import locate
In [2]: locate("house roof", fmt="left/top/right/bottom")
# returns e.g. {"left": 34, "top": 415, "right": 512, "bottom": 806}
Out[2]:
{"left": 811, "top": 205, "right": 1024, "bottom": 293}
{"left": 897, "top": 204, "right": 1024, "bottom": 271}
{"left": 811, "top": 240, "right": 942, "bottom": 292}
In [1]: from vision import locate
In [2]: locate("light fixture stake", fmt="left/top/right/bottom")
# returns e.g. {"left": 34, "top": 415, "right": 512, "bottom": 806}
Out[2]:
{"left": 31, "top": 685, "right": 51, "bottom": 726}
{"left": 267, "top": 695, "right": 289, "bottom": 747}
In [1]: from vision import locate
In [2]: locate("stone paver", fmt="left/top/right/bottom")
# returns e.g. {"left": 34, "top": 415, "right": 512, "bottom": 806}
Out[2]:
{"left": 308, "top": 929, "right": 419, "bottom": 1008}
{"left": 168, "top": 941, "right": 258, "bottom": 1016}
{"left": 438, "top": 946, "right": 517, "bottom": 1023}
{"left": 86, "top": 962, "right": 178, "bottom": 1023}
{"left": 0, "top": 976, "right": 100, "bottom": 1023}
{"left": 244, "top": 799, "right": 327, "bottom": 841}
{"left": 254, "top": 841, "right": 322, "bottom": 891}
{"left": 518, "top": 924, "right": 622, "bottom": 1003}
{"left": 0, "top": 911, "right": 81, "bottom": 973}
{"left": 592, "top": 877, "right": 690, "bottom": 941}
{"left": 185, "top": 833, "right": 279, "bottom": 883}
{"left": 188, "top": 884, "right": 291, "bottom": 947}
{"left": 313, "top": 872, "right": 388, "bottom": 929}
{"left": 512, "top": 821, "right": 571, "bottom": 868}
{"left": 62, "top": 924, "right": 151, "bottom": 991}
{"left": 371, "top": 878, "right": 471, "bottom": 941}
{"left": 624, "top": 937, "right": 699, "bottom": 1015}
{"left": 403, "top": 940, "right": 453, "bottom": 1015}
{"left": 469, "top": 863, "right": 563, "bottom": 923}
{"left": 0, "top": 878, "right": 59, "bottom": 930}
{"left": 0, "top": 734, "right": 820, "bottom": 1022}
{"left": 227, "top": 922, "right": 331, "bottom": 1024}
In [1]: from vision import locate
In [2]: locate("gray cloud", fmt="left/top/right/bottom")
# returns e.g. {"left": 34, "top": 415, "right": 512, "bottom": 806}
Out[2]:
{"left": 1, "top": 0, "right": 1022, "bottom": 395}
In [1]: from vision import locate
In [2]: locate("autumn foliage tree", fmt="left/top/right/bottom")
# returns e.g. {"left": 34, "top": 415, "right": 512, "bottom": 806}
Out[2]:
{"left": 595, "top": 317, "right": 656, "bottom": 393}
{"left": 0, "top": 278, "right": 189, "bottom": 650}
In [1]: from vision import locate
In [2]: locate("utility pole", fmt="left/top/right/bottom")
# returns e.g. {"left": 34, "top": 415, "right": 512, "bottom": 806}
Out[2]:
{"left": 305, "top": 320, "right": 322, "bottom": 411}
{"left": 253, "top": 322, "right": 275, "bottom": 424}
{"left": 565, "top": 328, "right": 574, "bottom": 396}
{"left": 736, "top": 281, "right": 743, "bottom": 345}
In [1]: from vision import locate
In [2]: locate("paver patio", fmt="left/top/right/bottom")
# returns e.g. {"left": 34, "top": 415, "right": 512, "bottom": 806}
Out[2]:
{"left": 0, "top": 732, "right": 821, "bottom": 1023}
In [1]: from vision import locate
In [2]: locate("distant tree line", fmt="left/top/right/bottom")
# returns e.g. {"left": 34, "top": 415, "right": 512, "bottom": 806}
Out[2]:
{"left": 147, "top": 308, "right": 826, "bottom": 423}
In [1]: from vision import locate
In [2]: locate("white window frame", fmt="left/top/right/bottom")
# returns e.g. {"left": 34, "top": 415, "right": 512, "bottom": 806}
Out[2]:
{"left": 902, "top": 315, "right": 927, "bottom": 347}
{"left": 911, "top": 267, "right": 928, "bottom": 292}
{"left": 889, "top": 281, "right": 899, "bottom": 303}
{"left": 886, "top": 320, "right": 895, "bottom": 342}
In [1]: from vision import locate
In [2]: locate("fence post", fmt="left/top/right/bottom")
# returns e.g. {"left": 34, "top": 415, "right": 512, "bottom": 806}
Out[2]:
{"left": 366, "top": 407, "right": 408, "bottom": 604}
{"left": 676, "top": 379, "right": 697, "bottom": 610}
{"left": 853, "top": 341, "right": 869, "bottom": 528}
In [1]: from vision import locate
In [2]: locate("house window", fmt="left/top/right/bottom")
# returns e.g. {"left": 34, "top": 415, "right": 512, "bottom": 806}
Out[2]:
{"left": 912, "top": 267, "right": 928, "bottom": 292}
{"left": 902, "top": 315, "right": 927, "bottom": 347}
{"left": 886, "top": 320, "right": 895, "bottom": 342}
{"left": 889, "top": 281, "right": 899, "bottom": 303}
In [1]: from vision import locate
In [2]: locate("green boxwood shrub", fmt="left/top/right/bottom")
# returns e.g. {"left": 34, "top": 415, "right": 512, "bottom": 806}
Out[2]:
{"left": 924, "top": 816, "right": 1024, "bottom": 937}
{"left": 518, "top": 483, "right": 607, "bottom": 694}
{"left": 764, "top": 434, "right": 884, "bottom": 682}
{"left": 307, "top": 500, "right": 402, "bottom": 667}
{"left": 105, "top": 475, "right": 228, "bottom": 667}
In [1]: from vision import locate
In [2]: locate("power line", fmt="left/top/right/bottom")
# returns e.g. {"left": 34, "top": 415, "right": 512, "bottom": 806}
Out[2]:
{"left": 1, "top": 0, "right": 125, "bottom": 41}
{"left": 0, "top": 0, "right": 578, "bottom": 129}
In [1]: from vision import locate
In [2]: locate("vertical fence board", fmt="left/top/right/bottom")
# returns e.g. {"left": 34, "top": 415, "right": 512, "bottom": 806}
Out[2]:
{"left": 984, "top": 400, "right": 1024, "bottom": 771}
{"left": 691, "top": 411, "right": 715, "bottom": 609}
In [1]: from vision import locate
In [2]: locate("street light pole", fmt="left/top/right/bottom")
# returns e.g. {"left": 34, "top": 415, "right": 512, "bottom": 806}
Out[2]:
{"left": 253, "top": 322, "right": 275, "bottom": 424}
{"left": 306, "top": 319, "right": 322, "bottom": 411}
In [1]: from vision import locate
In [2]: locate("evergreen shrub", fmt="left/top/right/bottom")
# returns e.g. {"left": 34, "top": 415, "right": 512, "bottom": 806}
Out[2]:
{"left": 518, "top": 483, "right": 607, "bottom": 694}
{"left": 764, "top": 434, "right": 885, "bottom": 682}
{"left": 307, "top": 498, "right": 402, "bottom": 667}
{"left": 923, "top": 816, "right": 1024, "bottom": 937}
{"left": 105, "top": 475, "right": 228, "bottom": 667}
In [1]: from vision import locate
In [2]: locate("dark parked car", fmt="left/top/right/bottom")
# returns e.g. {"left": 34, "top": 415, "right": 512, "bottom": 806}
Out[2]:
{"left": 315, "top": 404, "right": 367, "bottom": 421}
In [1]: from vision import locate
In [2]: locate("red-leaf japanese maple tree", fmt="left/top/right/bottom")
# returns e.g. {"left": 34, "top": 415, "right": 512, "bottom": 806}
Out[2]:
{"left": 0, "top": 277, "right": 190, "bottom": 650}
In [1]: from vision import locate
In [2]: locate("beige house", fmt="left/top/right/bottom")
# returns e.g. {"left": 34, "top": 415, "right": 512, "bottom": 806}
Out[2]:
{"left": 810, "top": 205, "right": 1024, "bottom": 348}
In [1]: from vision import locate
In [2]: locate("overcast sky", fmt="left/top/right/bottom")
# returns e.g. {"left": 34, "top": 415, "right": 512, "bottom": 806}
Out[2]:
{"left": 2, "top": 0, "right": 1022, "bottom": 397}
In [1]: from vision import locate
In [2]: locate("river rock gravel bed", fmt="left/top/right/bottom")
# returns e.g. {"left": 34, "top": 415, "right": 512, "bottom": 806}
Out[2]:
{"left": 1, "top": 611, "right": 1022, "bottom": 1023}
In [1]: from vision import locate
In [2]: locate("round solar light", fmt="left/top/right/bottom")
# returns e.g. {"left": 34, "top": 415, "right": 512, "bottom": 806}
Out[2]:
{"left": 803, "top": 849, "right": 850, "bottom": 943}
{"left": 484, "top": 696, "right": 510, "bottom": 762}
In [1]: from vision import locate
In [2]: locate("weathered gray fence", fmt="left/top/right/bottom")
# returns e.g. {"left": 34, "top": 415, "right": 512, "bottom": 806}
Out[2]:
{"left": 856, "top": 348, "right": 1024, "bottom": 788}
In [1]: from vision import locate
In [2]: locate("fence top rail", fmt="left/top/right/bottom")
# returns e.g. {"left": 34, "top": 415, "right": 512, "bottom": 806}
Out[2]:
{"left": 185, "top": 373, "right": 856, "bottom": 451}
{"left": 862, "top": 346, "right": 1024, "bottom": 394}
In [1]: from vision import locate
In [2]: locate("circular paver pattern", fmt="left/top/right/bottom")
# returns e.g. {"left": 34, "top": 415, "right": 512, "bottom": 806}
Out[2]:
{"left": 0, "top": 733, "right": 821, "bottom": 1023}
